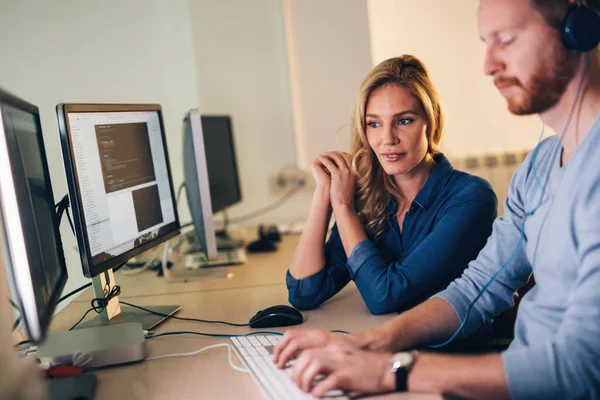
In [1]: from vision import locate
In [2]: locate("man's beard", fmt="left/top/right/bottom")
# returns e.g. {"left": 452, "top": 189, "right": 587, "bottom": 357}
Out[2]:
{"left": 494, "top": 42, "right": 579, "bottom": 115}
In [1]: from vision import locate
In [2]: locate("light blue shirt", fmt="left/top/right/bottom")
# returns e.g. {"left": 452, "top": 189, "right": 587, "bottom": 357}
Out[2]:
{"left": 436, "top": 115, "right": 600, "bottom": 399}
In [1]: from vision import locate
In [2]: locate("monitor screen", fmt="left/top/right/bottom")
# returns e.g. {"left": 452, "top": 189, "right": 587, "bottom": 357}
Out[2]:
{"left": 57, "top": 104, "right": 180, "bottom": 278}
{"left": 201, "top": 116, "right": 242, "bottom": 214}
{"left": 0, "top": 89, "right": 67, "bottom": 343}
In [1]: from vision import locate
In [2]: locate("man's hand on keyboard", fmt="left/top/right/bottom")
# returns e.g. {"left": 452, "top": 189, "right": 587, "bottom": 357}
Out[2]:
{"left": 291, "top": 343, "right": 396, "bottom": 398}
{"left": 273, "top": 328, "right": 391, "bottom": 369}
{"left": 273, "top": 329, "right": 357, "bottom": 369}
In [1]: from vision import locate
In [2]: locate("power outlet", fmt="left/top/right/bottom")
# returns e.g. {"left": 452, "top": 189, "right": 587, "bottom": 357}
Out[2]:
{"left": 270, "top": 167, "right": 315, "bottom": 195}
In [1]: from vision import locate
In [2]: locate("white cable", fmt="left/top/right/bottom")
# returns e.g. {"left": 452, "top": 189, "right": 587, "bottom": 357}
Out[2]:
{"left": 72, "top": 351, "right": 92, "bottom": 368}
{"left": 146, "top": 343, "right": 249, "bottom": 373}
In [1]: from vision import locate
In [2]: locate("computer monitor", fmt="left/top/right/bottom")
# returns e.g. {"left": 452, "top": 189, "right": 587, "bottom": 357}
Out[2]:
{"left": 183, "top": 109, "right": 218, "bottom": 261}
{"left": 201, "top": 115, "right": 242, "bottom": 213}
{"left": 56, "top": 104, "right": 180, "bottom": 278}
{"left": 56, "top": 103, "right": 180, "bottom": 329}
{"left": 0, "top": 88, "right": 68, "bottom": 344}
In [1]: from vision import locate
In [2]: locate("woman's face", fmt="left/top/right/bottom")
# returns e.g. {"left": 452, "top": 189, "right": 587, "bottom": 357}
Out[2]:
{"left": 365, "top": 84, "right": 430, "bottom": 177}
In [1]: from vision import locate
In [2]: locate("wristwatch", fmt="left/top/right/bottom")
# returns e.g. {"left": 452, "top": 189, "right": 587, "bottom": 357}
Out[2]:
{"left": 389, "top": 352, "right": 415, "bottom": 392}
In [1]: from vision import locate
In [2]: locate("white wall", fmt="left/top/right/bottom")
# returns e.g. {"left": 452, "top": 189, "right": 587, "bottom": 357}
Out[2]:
{"left": 0, "top": 0, "right": 200, "bottom": 298}
{"left": 188, "top": 0, "right": 313, "bottom": 225}
{"left": 282, "top": 0, "right": 373, "bottom": 170}
{"left": 366, "top": 0, "right": 544, "bottom": 157}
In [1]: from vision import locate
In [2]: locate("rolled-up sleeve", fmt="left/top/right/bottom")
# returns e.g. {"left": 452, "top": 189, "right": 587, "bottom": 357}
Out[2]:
{"left": 286, "top": 225, "right": 351, "bottom": 310}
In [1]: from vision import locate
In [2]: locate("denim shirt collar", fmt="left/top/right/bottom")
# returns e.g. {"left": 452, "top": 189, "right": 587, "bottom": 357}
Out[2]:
{"left": 387, "top": 153, "right": 454, "bottom": 215}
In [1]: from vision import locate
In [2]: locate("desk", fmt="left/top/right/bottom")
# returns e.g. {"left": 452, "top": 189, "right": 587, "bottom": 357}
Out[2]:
{"left": 53, "top": 235, "right": 442, "bottom": 400}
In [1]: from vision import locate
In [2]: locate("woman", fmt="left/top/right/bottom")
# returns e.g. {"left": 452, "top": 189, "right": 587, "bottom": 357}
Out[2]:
{"left": 286, "top": 55, "right": 498, "bottom": 315}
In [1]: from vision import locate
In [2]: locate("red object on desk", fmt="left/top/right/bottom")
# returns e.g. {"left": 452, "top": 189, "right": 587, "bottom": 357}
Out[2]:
{"left": 43, "top": 365, "right": 83, "bottom": 379}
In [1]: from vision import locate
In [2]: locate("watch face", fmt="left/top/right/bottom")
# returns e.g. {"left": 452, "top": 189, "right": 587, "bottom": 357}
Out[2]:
{"left": 391, "top": 352, "right": 414, "bottom": 371}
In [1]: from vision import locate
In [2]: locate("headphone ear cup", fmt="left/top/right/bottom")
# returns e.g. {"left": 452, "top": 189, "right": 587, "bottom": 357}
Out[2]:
{"left": 562, "top": 4, "right": 600, "bottom": 52}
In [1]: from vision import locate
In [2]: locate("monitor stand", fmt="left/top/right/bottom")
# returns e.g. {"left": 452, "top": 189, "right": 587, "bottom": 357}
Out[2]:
{"left": 75, "top": 269, "right": 180, "bottom": 332}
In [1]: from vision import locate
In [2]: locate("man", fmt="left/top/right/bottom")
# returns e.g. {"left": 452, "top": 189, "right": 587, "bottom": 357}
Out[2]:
{"left": 273, "top": 0, "right": 600, "bottom": 398}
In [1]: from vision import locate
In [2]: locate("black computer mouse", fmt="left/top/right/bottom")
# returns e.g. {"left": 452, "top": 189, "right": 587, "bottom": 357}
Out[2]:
{"left": 249, "top": 305, "right": 304, "bottom": 328}
{"left": 246, "top": 238, "right": 277, "bottom": 253}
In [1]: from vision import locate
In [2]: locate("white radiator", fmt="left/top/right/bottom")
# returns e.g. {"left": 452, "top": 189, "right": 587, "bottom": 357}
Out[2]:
{"left": 449, "top": 151, "right": 529, "bottom": 217}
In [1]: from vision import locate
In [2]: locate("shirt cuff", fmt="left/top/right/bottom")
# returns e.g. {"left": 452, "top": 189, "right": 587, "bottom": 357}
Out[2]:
{"left": 346, "top": 239, "right": 378, "bottom": 277}
{"left": 286, "top": 268, "right": 328, "bottom": 298}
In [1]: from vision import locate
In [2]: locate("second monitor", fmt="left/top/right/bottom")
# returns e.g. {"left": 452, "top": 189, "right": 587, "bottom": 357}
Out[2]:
{"left": 56, "top": 103, "right": 181, "bottom": 329}
{"left": 182, "top": 110, "right": 245, "bottom": 269}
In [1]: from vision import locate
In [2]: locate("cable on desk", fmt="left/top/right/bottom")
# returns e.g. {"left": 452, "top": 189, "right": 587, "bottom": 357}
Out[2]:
{"left": 146, "top": 343, "right": 249, "bottom": 373}
{"left": 145, "top": 330, "right": 284, "bottom": 340}
{"left": 69, "top": 285, "right": 122, "bottom": 331}
{"left": 68, "top": 308, "right": 96, "bottom": 331}
{"left": 120, "top": 301, "right": 250, "bottom": 327}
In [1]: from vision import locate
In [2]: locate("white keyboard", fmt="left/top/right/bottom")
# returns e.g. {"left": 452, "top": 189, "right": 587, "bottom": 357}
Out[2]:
{"left": 231, "top": 335, "right": 349, "bottom": 400}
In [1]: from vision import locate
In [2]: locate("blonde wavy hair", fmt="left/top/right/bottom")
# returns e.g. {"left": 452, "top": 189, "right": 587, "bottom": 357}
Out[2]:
{"left": 350, "top": 55, "right": 444, "bottom": 238}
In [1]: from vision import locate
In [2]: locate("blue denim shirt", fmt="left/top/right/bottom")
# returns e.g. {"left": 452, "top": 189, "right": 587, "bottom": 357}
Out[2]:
{"left": 286, "top": 154, "right": 498, "bottom": 315}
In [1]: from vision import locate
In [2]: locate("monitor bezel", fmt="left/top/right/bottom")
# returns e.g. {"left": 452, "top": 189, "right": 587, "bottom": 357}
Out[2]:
{"left": 201, "top": 115, "right": 243, "bottom": 213}
{"left": 184, "top": 109, "right": 218, "bottom": 260}
{"left": 0, "top": 88, "right": 68, "bottom": 343}
{"left": 56, "top": 103, "right": 180, "bottom": 278}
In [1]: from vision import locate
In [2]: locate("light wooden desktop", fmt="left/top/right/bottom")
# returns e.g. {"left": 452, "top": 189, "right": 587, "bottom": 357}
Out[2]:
{"left": 52, "top": 234, "right": 442, "bottom": 400}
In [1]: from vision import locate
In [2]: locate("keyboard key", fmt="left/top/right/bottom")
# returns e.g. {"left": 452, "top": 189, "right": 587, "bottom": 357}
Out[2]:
{"left": 258, "top": 336, "right": 271, "bottom": 346}
{"left": 248, "top": 337, "right": 261, "bottom": 347}
{"left": 247, "top": 347, "right": 259, "bottom": 356}
{"left": 257, "top": 347, "right": 269, "bottom": 356}
{"left": 231, "top": 337, "right": 241, "bottom": 348}
{"left": 238, "top": 337, "right": 252, "bottom": 347}
{"left": 267, "top": 336, "right": 280, "bottom": 345}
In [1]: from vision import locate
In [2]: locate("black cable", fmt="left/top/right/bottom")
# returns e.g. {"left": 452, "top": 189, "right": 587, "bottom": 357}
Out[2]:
{"left": 68, "top": 308, "right": 96, "bottom": 331}
{"left": 9, "top": 298, "right": 19, "bottom": 311}
{"left": 176, "top": 183, "right": 186, "bottom": 206}
{"left": 9, "top": 298, "right": 20, "bottom": 331}
{"left": 54, "top": 194, "right": 69, "bottom": 210}
{"left": 120, "top": 301, "right": 249, "bottom": 327}
{"left": 69, "top": 285, "right": 122, "bottom": 331}
{"left": 90, "top": 285, "right": 121, "bottom": 312}
{"left": 146, "top": 330, "right": 283, "bottom": 340}
{"left": 58, "top": 282, "right": 92, "bottom": 304}
{"left": 65, "top": 206, "right": 75, "bottom": 234}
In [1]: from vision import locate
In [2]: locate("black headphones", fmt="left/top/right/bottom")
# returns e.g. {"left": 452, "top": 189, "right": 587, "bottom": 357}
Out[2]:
{"left": 562, "top": 1, "right": 600, "bottom": 52}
